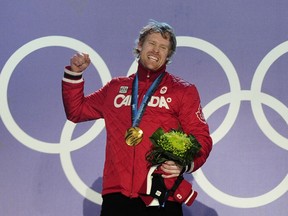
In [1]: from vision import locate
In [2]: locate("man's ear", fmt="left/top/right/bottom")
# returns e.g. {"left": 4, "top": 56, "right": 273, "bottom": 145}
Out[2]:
{"left": 137, "top": 43, "right": 142, "bottom": 52}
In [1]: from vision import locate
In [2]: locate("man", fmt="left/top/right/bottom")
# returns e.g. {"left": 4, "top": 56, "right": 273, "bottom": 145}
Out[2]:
{"left": 62, "top": 20, "right": 212, "bottom": 216}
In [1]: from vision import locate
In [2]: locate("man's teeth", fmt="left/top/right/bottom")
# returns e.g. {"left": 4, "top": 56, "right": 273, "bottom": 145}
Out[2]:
{"left": 148, "top": 56, "right": 158, "bottom": 61}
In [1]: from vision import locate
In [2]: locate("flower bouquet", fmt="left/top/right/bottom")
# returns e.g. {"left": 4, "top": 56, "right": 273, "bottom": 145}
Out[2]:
{"left": 146, "top": 127, "right": 202, "bottom": 167}
{"left": 139, "top": 127, "right": 202, "bottom": 207}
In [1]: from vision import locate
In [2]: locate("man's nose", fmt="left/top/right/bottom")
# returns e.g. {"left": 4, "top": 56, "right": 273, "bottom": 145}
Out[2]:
{"left": 153, "top": 45, "right": 160, "bottom": 53}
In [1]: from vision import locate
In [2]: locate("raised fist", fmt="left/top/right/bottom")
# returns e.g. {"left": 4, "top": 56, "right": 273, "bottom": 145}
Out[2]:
{"left": 70, "top": 52, "right": 91, "bottom": 72}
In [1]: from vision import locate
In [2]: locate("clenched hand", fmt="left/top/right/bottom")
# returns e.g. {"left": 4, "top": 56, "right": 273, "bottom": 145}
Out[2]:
{"left": 70, "top": 52, "right": 91, "bottom": 73}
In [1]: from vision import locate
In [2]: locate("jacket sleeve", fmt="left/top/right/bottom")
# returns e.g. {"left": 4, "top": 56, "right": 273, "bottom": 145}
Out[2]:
{"left": 62, "top": 66, "right": 107, "bottom": 123}
{"left": 178, "top": 84, "right": 213, "bottom": 172}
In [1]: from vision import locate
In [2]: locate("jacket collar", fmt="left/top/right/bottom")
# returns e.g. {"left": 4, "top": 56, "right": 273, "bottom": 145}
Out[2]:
{"left": 137, "top": 61, "right": 166, "bottom": 82}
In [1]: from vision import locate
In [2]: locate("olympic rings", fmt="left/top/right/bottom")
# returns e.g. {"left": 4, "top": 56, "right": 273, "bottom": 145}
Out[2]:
{"left": 0, "top": 36, "right": 287, "bottom": 207}
{"left": 0, "top": 36, "right": 110, "bottom": 153}
{"left": 178, "top": 37, "right": 288, "bottom": 208}
{"left": 251, "top": 41, "right": 288, "bottom": 150}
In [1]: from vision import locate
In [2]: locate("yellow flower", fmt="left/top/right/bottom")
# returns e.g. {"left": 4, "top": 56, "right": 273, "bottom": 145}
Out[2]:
{"left": 147, "top": 128, "right": 202, "bottom": 166}
{"left": 158, "top": 131, "right": 192, "bottom": 158}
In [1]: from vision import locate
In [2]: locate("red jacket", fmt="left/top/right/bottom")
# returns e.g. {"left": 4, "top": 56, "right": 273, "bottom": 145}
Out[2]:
{"left": 62, "top": 62, "right": 212, "bottom": 198}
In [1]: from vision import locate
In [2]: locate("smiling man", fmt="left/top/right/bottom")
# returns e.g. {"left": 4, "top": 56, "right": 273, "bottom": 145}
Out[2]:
{"left": 138, "top": 32, "right": 171, "bottom": 71}
{"left": 62, "top": 20, "right": 212, "bottom": 216}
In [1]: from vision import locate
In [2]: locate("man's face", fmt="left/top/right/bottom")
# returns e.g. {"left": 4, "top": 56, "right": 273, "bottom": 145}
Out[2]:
{"left": 138, "top": 32, "right": 171, "bottom": 71}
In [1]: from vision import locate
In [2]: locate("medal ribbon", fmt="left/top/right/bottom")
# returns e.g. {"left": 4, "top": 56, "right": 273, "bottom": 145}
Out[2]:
{"left": 131, "top": 72, "right": 165, "bottom": 127}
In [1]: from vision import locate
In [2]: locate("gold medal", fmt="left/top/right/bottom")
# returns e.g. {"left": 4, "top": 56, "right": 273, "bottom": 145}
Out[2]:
{"left": 125, "top": 127, "right": 143, "bottom": 146}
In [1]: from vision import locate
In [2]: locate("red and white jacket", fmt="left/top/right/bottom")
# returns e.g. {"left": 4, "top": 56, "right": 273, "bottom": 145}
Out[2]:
{"left": 62, "top": 62, "right": 212, "bottom": 199}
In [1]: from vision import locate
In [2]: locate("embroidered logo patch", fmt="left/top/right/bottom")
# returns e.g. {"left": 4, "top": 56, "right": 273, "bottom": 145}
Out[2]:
{"left": 155, "top": 190, "right": 162, "bottom": 197}
{"left": 160, "top": 86, "right": 167, "bottom": 94}
{"left": 119, "top": 86, "right": 128, "bottom": 93}
{"left": 196, "top": 105, "right": 207, "bottom": 124}
{"left": 176, "top": 194, "right": 183, "bottom": 200}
